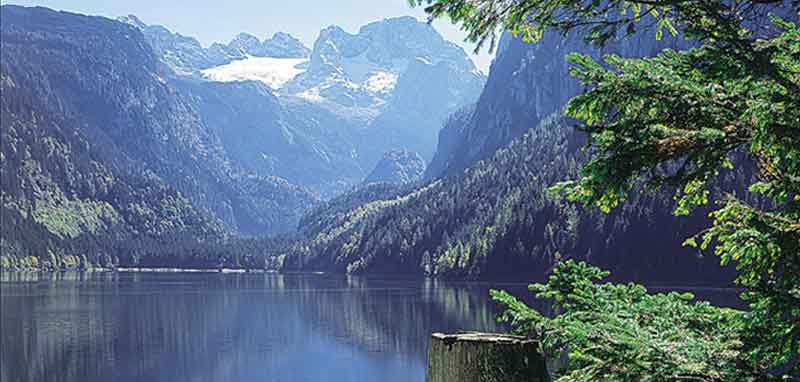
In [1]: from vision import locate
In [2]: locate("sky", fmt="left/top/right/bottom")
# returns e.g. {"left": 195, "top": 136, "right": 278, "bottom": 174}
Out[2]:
{"left": 1, "top": 0, "right": 496, "bottom": 72}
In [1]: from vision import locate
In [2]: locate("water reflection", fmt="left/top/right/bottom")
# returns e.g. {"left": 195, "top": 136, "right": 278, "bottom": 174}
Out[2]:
{"left": 0, "top": 273, "right": 527, "bottom": 382}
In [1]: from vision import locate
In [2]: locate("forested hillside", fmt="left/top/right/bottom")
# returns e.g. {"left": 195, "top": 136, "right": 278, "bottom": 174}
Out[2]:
{"left": 363, "top": 149, "right": 425, "bottom": 185}
{"left": 0, "top": 5, "right": 316, "bottom": 269}
{"left": 286, "top": 25, "right": 738, "bottom": 283}
{"left": 0, "top": 65, "right": 225, "bottom": 268}
{"left": 285, "top": 25, "right": 760, "bottom": 283}
{"left": 295, "top": 115, "right": 753, "bottom": 283}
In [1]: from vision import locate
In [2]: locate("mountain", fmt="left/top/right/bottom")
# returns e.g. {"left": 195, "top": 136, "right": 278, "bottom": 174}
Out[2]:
{"left": 118, "top": 15, "right": 310, "bottom": 76}
{"left": 128, "top": 16, "right": 485, "bottom": 196}
{"left": 425, "top": 30, "right": 690, "bottom": 179}
{"left": 172, "top": 77, "right": 365, "bottom": 196}
{"left": 287, "top": 25, "right": 764, "bottom": 283}
{"left": 363, "top": 149, "right": 425, "bottom": 185}
{"left": 285, "top": 17, "right": 479, "bottom": 107}
{"left": 281, "top": 17, "right": 486, "bottom": 164}
{"left": 0, "top": 4, "right": 317, "bottom": 263}
{"left": 0, "top": 5, "right": 491, "bottom": 270}
{"left": 214, "top": 31, "right": 310, "bottom": 60}
{"left": 294, "top": 114, "right": 753, "bottom": 283}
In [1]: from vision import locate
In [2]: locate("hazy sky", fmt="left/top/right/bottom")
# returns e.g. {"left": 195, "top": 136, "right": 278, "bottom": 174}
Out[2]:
{"left": 1, "top": 0, "right": 496, "bottom": 71}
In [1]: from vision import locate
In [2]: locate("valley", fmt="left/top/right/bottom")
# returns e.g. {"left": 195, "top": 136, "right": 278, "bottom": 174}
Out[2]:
{"left": 0, "top": 4, "right": 777, "bottom": 286}
{"left": 1, "top": 2, "right": 797, "bottom": 381}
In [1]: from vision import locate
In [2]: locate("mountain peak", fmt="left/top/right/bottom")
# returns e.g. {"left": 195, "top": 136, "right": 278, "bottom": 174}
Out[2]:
{"left": 360, "top": 15, "right": 420, "bottom": 30}
{"left": 287, "top": 16, "right": 481, "bottom": 108}
{"left": 364, "top": 149, "right": 425, "bottom": 185}
{"left": 228, "top": 32, "right": 263, "bottom": 55}
{"left": 318, "top": 25, "right": 350, "bottom": 40}
{"left": 232, "top": 32, "right": 260, "bottom": 43}
{"left": 116, "top": 15, "right": 310, "bottom": 75}
{"left": 358, "top": 16, "right": 438, "bottom": 42}
{"left": 118, "top": 14, "right": 147, "bottom": 29}
{"left": 263, "top": 32, "right": 310, "bottom": 58}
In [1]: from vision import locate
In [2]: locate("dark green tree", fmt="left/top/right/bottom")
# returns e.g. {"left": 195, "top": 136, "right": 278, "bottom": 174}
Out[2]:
{"left": 412, "top": 0, "right": 799, "bottom": 379}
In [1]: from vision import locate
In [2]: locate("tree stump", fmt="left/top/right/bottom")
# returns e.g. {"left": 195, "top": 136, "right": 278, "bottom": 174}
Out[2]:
{"left": 426, "top": 332, "right": 549, "bottom": 382}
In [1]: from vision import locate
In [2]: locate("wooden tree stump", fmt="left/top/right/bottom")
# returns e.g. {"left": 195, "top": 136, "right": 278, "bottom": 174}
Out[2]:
{"left": 426, "top": 332, "right": 549, "bottom": 382}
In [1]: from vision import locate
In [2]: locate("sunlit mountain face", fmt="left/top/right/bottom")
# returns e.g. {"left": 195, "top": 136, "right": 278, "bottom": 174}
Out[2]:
{"left": 120, "top": 14, "right": 485, "bottom": 198}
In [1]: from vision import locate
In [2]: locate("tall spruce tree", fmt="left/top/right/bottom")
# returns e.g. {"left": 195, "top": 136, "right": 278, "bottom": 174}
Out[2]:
{"left": 411, "top": 0, "right": 799, "bottom": 379}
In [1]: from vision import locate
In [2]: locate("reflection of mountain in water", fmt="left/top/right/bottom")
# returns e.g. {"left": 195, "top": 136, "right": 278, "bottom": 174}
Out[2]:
{"left": 0, "top": 273, "right": 519, "bottom": 382}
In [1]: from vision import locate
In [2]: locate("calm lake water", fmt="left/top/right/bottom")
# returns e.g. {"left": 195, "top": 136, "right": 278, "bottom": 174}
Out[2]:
{"left": 0, "top": 272, "right": 531, "bottom": 382}
{"left": 0, "top": 272, "right": 743, "bottom": 382}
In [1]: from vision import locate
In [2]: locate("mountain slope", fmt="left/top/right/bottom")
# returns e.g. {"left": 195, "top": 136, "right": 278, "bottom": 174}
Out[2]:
{"left": 173, "top": 77, "right": 366, "bottom": 195}
{"left": 363, "top": 149, "right": 425, "bottom": 185}
{"left": 296, "top": 115, "right": 751, "bottom": 283}
{"left": 0, "top": 8, "right": 226, "bottom": 268}
{"left": 282, "top": 17, "right": 485, "bottom": 165}
{"left": 129, "top": 16, "right": 485, "bottom": 196}
{"left": 425, "top": 30, "right": 689, "bottom": 179}
{"left": 0, "top": 5, "right": 317, "bottom": 246}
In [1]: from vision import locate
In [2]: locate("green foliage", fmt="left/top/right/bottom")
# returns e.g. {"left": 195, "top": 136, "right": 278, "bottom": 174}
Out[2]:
{"left": 415, "top": 0, "right": 798, "bottom": 378}
{"left": 297, "top": 116, "right": 595, "bottom": 276}
{"left": 409, "top": 0, "right": 678, "bottom": 50}
{"left": 32, "top": 200, "right": 120, "bottom": 239}
{"left": 492, "top": 261, "right": 753, "bottom": 382}
{"left": 1, "top": 7, "right": 319, "bottom": 271}
{"left": 560, "top": 16, "right": 799, "bottom": 377}
{"left": 296, "top": 112, "right": 739, "bottom": 280}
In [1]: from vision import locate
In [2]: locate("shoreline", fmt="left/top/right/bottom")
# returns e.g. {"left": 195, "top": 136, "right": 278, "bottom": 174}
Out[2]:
{"left": 0, "top": 268, "right": 744, "bottom": 290}
{"left": 0, "top": 267, "right": 332, "bottom": 275}
{"left": 0, "top": 266, "right": 744, "bottom": 291}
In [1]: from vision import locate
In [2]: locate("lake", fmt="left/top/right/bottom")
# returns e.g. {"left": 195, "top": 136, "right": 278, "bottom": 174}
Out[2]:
{"left": 0, "top": 272, "right": 531, "bottom": 382}
{"left": 0, "top": 272, "right": 743, "bottom": 382}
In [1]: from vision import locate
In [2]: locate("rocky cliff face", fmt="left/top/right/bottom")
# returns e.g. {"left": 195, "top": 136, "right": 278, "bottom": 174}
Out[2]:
{"left": 424, "top": 105, "right": 476, "bottom": 179}
{"left": 363, "top": 55, "right": 485, "bottom": 164}
{"left": 1, "top": 5, "right": 317, "bottom": 239}
{"left": 285, "top": 17, "right": 480, "bottom": 107}
{"left": 426, "top": 29, "right": 689, "bottom": 179}
{"left": 280, "top": 16, "right": 485, "bottom": 165}
{"left": 363, "top": 149, "right": 425, "bottom": 185}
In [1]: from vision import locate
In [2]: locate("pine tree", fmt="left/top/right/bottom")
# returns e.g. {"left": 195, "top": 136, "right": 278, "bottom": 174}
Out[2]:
{"left": 412, "top": 0, "right": 799, "bottom": 379}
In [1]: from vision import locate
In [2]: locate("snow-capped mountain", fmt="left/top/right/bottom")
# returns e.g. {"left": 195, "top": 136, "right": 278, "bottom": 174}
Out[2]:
{"left": 274, "top": 16, "right": 487, "bottom": 164}
{"left": 121, "top": 15, "right": 485, "bottom": 196}
{"left": 118, "top": 15, "right": 310, "bottom": 76}
{"left": 284, "top": 16, "right": 482, "bottom": 109}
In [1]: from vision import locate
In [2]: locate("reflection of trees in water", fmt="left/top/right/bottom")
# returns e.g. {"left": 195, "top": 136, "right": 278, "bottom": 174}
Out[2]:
{"left": 0, "top": 273, "right": 512, "bottom": 382}
{"left": 2, "top": 272, "right": 122, "bottom": 382}
{"left": 288, "top": 275, "right": 503, "bottom": 358}
{"left": 2, "top": 272, "right": 284, "bottom": 382}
